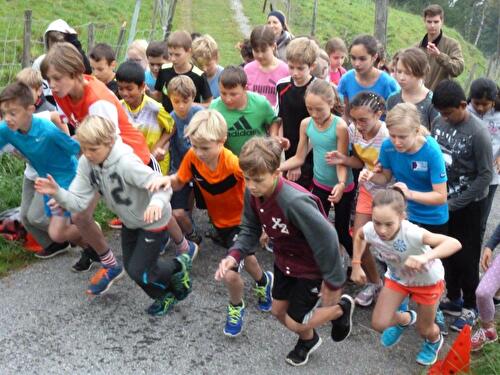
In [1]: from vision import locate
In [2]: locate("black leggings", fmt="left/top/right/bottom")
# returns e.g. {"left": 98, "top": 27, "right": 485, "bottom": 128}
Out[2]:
{"left": 311, "top": 184, "right": 355, "bottom": 256}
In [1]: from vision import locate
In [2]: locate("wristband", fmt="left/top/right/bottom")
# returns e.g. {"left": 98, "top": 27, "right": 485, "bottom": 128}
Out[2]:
{"left": 351, "top": 259, "right": 362, "bottom": 265}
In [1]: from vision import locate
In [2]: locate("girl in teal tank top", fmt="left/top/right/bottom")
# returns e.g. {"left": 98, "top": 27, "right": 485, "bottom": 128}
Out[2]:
{"left": 280, "top": 80, "right": 355, "bottom": 256}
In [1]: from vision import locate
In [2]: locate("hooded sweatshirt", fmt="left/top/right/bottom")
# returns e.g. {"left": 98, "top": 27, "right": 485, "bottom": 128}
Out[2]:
{"left": 54, "top": 139, "right": 172, "bottom": 230}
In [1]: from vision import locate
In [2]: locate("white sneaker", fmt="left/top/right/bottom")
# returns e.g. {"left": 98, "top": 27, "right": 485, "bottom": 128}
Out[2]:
{"left": 355, "top": 282, "right": 382, "bottom": 306}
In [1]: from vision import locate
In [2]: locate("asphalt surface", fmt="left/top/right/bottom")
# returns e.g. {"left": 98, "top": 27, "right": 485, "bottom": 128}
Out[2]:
{"left": 0, "top": 195, "right": 498, "bottom": 375}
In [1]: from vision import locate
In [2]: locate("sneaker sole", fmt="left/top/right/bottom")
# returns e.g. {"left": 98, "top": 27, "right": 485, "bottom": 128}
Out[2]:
{"left": 471, "top": 336, "right": 498, "bottom": 351}
{"left": 108, "top": 225, "right": 123, "bottom": 229}
{"left": 257, "top": 271, "right": 274, "bottom": 312}
{"left": 450, "top": 322, "right": 476, "bottom": 332}
{"left": 440, "top": 309, "right": 462, "bottom": 317}
{"left": 354, "top": 296, "right": 374, "bottom": 307}
{"left": 334, "top": 294, "right": 355, "bottom": 342}
{"left": 34, "top": 246, "right": 70, "bottom": 259}
{"left": 223, "top": 329, "right": 243, "bottom": 338}
{"left": 190, "top": 243, "right": 199, "bottom": 261}
{"left": 416, "top": 336, "right": 444, "bottom": 366}
{"left": 285, "top": 337, "right": 323, "bottom": 367}
{"left": 71, "top": 261, "right": 95, "bottom": 273}
{"left": 86, "top": 269, "right": 125, "bottom": 296}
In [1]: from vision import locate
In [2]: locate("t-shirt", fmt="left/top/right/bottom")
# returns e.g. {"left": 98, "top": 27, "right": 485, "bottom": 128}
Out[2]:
{"left": 432, "top": 113, "right": 493, "bottom": 211}
{"left": 386, "top": 91, "right": 439, "bottom": 130}
{"left": 329, "top": 66, "right": 346, "bottom": 86}
{"left": 176, "top": 147, "right": 245, "bottom": 229}
{"left": 0, "top": 116, "right": 79, "bottom": 189}
{"left": 244, "top": 60, "right": 289, "bottom": 107}
{"left": 276, "top": 76, "right": 315, "bottom": 159}
{"left": 379, "top": 136, "right": 448, "bottom": 225}
{"left": 208, "top": 65, "right": 224, "bottom": 99}
{"left": 121, "top": 95, "right": 174, "bottom": 175}
{"left": 337, "top": 69, "right": 399, "bottom": 102}
{"left": 363, "top": 220, "right": 444, "bottom": 286}
{"left": 210, "top": 91, "right": 276, "bottom": 155}
{"left": 155, "top": 63, "right": 212, "bottom": 112}
{"left": 169, "top": 104, "right": 204, "bottom": 171}
{"left": 54, "top": 75, "right": 150, "bottom": 164}
{"left": 349, "top": 121, "right": 389, "bottom": 194}
{"left": 145, "top": 70, "right": 156, "bottom": 92}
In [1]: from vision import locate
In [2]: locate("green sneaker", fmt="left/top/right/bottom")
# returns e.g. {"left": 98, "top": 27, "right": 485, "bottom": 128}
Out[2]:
{"left": 147, "top": 292, "right": 177, "bottom": 316}
{"left": 170, "top": 253, "right": 192, "bottom": 301}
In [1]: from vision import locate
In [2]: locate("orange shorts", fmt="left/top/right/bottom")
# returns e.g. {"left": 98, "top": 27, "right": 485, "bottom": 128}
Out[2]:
{"left": 356, "top": 185, "right": 373, "bottom": 215}
{"left": 384, "top": 278, "right": 445, "bottom": 306}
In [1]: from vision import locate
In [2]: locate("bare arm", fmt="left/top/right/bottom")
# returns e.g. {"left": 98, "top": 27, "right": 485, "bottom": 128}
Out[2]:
{"left": 393, "top": 181, "right": 447, "bottom": 206}
{"left": 280, "top": 118, "right": 310, "bottom": 171}
{"left": 351, "top": 228, "right": 368, "bottom": 285}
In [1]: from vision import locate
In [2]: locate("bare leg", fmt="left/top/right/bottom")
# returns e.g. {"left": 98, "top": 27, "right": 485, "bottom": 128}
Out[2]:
{"left": 48, "top": 216, "right": 86, "bottom": 247}
{"left": 371, "top": 287, "right": 410, "bottom": 332}
{"left": 223, "top": 269, "right": 244, "bottom": 305}
{"left": 243, "top": 255, "right": 264, "bottom": 281}
{"left": 71, "top": 193, "right": 108, "bottom": 254}
{"left": 416, "top": 303, "right": 440, "bottom": 342}
{"left": 172, "top": 209, "right": 193, "bottom": 234}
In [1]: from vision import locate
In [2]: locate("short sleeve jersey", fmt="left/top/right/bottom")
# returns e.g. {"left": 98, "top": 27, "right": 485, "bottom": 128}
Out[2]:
{"left": 337, "top": 69, "right": 399, "bottom": 102}
{"left": 386, "top": 91, "right": 439, "bottom": 130}
{"left": 208, "top": 65, "right": 224, "bottom": 99}
{"left": 363, "top": 220, "right": 444, "bottom": 286}
{"left": 121, "top": 95, "right": 174, "bottom": 175}
{"left": 379, "top": 136, "right": 448, "bottom": 225}
{"left": 54, "top": 75, "right": 150, "bottom": 164}
{"left": 176, "top": 147, "right": 245, "bottom": 228}
{"left": 210, "top": 91, "right": 276, "bottom": 155}
{"left": 155, "top": 63, "right": 212, "bottom": 112}
{"left": 244, "top": 60, "right": 289, "bottom": 107}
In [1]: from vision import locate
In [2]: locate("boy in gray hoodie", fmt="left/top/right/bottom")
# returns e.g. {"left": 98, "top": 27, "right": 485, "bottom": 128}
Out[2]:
{"left": 35, "top": 115, "right": 194, "bottom": 316}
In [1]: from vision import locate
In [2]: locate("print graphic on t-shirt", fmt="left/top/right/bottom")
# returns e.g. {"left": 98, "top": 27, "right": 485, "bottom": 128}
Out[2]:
{"left": 271, "top": 217, "right": 289, "bottom": 234}
{"left": 229, "top": 116, "right": 257, "bottom": 137}
{"left": 251, "top": 78, "right": 279, "bottom": 96}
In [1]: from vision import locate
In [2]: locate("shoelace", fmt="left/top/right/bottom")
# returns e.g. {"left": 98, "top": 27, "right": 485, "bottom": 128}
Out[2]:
{"left": 90, "top": 269, "right": 108, "bottom": 285}
{"left": 472, "top": 328, "right": 486, "bottom": 343}
{"left": 254, "top": 284, "right": 267, "bottom": 300}
{"left": 227, "top": 305, "right": 242, "bottom": 324}
{"left": 161, "top": 295, "right": 176, "bottom": 310}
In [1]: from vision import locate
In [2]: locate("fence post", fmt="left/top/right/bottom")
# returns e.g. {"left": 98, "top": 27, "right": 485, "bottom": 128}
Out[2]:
{"left": 286, "top": 0, "right": 292, "bottom": 23}
{"left": 87, "top": 23, "right": 95, "bottom": 52}
{"left": 127, "top": 0, "right": 142, "bottom": 47}
{"left": 163, "top": 0, "right": 178, "bottom": 41}
{"left": 149, "top": 0, "right": 160, "bottom": 41}
{"left": 311, "top": 0, "right": 318, "bottom": 36}
{"left": 22, "top": 10, "right": 32, "bottom": 68}
{"left": 115, "top": 22, "right": 128, "bottom": 60}
{"left": 374, "top": 0, "right": 389, "bottom": 48}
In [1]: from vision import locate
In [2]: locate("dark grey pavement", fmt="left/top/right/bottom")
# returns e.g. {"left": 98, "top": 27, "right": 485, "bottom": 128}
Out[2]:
{"left": 0, "top": 196, "right": 498, "bottom": 374}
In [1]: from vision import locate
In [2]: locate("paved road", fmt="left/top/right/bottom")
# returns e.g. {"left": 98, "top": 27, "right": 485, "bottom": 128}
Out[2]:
{"left": 0, "top": 196, "right": 498, "bottom": 374}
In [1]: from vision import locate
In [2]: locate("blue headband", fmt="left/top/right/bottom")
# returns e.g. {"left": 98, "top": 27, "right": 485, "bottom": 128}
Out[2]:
{"left": 268, "top": 11, "right": 286, "bottom": 29}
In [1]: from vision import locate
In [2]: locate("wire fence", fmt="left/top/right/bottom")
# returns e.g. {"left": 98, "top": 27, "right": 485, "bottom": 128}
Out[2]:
{"left": 0, "top": 0, "right": 177, "bottom": 89}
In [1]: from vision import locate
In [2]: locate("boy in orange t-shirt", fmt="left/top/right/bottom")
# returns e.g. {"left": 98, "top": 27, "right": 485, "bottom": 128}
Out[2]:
{"left": 148, "top": 109, "right": 273, "bottom": 335}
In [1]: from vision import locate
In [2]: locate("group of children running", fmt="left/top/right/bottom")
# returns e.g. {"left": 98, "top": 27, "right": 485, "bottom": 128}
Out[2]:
{"left": 0, "top": 6, "right": 499, "bottom": 369}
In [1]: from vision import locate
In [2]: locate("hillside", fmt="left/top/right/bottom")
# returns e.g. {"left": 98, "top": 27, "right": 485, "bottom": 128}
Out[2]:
{"left": 0, "top": 0, "right": 487, "bottom": 87}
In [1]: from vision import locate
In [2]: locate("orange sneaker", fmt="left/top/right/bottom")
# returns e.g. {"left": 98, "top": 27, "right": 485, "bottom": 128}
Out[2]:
{"left": 108, "top": 217, "right": 123, "bottom": 229}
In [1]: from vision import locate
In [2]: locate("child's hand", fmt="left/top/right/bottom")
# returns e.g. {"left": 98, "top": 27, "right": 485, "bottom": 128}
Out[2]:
{"left": 404, "top": 254, "right": 428, "bottom": 272}
{"left": 325, "top": 151, "right": 346, "bottom": 166}
{"left": 144, "top": 204, "right": 162, "bottom": 223}
{"left": 350, "top": 266, "right": 367, "bottom": 285}
{"left": 214, "top": 256, "right": 238, "bottom": 281}
{"left": 259, "top": 230, "right": 269, "bottom": 249}
{"left": 286, "top": 167, "right": 301, "bottom": 182}
{"left": 372, "top": 160, "right": 383, "bottom": 174}
{"left": 495, "top": 156, "right": 500, "bottom": 174}
{"left": 146, "top": 176, "right": 171, "bottom": 192}
{"left": 358, "top": 169, "right": 374, "bottom": 184}
{"left": 275, "top": 136, "right": 290, "bottom": 151}
{"left": 392, "top": 182, "right": 412, "bottom": 199}
{"left": 47, "top": 198, "right": 64, "bottom": 216}
{"left": 481, "top": 247, "right": 493, "bottom": 271}
{"left": 152, "top": 147, "right": 166, "bottom": 161}
{"left": 34, "top": 174, "right": 59, "bottom": 195}
{"left": 328, "top": 183, "right": 345, "bottom": 204}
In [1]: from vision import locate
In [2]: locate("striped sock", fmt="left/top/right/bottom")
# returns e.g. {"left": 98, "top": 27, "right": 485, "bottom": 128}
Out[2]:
{"left": 174, "top": 238, "right": 189, "bottom": 253}
{"left": 99, "top": 249, "right": 117, "bottom": 268}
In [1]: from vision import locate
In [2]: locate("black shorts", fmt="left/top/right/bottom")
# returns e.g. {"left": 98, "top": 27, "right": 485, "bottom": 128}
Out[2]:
{"left": 272, "top": 264, "right": 321, "bottom": 324}
{"left": 215, "top": 225, "right": 240, "bottom": 249}
{"left": 171, "top": 183, "right": 193, "bottom": 210}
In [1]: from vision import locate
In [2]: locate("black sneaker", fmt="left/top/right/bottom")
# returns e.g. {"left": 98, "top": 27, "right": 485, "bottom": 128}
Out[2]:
{"left": 34, "top": 242, "right": 70, "bottom": 259}
{"left": 71, "top": 247, "right": 98, "bottom": 272}
{"left": 186, "top": 229, "right": 202, "bottom": 245}
{"left": 285, "top": 330, "right": 322, "bottom": 367}
{"left": 331, "top": 294, "right": 355, "bottom": 342}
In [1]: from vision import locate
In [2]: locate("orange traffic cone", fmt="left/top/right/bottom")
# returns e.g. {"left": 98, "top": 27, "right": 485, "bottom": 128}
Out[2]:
{"left": 428, "top": 325, "right": 471, "bottom": 374}
{"left": 24, "top": 232, "right": 43, "bottom": 253}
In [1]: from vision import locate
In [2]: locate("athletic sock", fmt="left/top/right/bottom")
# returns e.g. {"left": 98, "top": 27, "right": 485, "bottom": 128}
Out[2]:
{"left": 174, "top": 237, "right": 189, "bottom": 253}
{"left": 256, "top": 273, "right": 267, "bottom": 287}
{"left": 99, "top": 248, "right": 117, "bottom": 268}
{"left": 230, "top": 301, "right": 243, "bottom": 308}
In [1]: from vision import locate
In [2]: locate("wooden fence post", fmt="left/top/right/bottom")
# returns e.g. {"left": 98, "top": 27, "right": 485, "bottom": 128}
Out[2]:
{"left": 22, "top": 10, "right": 32, "bottom": 68}
{"left": 374, "top": 0, "right": 389, "bottom": 48}
{"left": 115, "top": 22, "right": 128, "bottom": 60}
{"left": 311, "top": 0, "right": 318, "bottom": 36}
{"left": 127, "top": 0, "right": 142, "bottom": 47}
{"left": 163, "top": 0, "right": 178, "bottom": 41}
{"left": 87, "top": 23, "right": 95, "bottom": 52}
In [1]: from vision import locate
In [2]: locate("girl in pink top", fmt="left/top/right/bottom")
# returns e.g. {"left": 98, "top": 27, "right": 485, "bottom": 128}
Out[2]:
{"left": 244, "top": 25, "right": 289, "bottom": 107}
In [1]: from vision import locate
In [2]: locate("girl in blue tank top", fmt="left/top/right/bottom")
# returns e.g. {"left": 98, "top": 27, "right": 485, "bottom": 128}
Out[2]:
{"left": 280, "top": 79, "right": 355, "bottom": 256}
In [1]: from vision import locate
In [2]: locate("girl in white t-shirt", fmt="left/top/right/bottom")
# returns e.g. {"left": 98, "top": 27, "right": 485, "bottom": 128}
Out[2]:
{"left": 351, "top": 188, "right": 461, "bottom": 366}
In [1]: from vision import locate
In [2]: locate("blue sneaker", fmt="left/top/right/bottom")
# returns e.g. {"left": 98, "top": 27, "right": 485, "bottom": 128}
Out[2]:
{"left": 223, "top": 302, "right": 246, "bottom": 337}
{"left": 380, "top": 310, "right": 417, "bottom": 347}
{"left": 416, "top": 334, "right": 444, "bottom": 366}
{"left": 439, "top": 297, "right": 463, "bottom": 317}
{"left": 398, "top": 296, "right": 410, "bottom": 312}
{"left": 170, "top": 253, "right": 192, "bottom": 301}
{"left": 175, "top": 240, "right": 199, "bottom": 260}
{"left": 146, "top": 292, "right": 177, "bottom": 316}
{"left": 450, "top": 308, "right": 477, "bottom": 332}
{"left": 86, "top": 265, "right": 124, "bottom": 296}
{"left": 254, "top": 271, "right": 273, "bottom": 312}
{"left": 435, "top": 309, "right": 448, "bottom": 336}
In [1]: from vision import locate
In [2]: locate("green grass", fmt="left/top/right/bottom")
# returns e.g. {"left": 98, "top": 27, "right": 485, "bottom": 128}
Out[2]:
{"left": 470, "top": 334, "right": 500, "bottom": 374}
{"left": 241, "top": 0, "right": 487, "bottom": 85}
